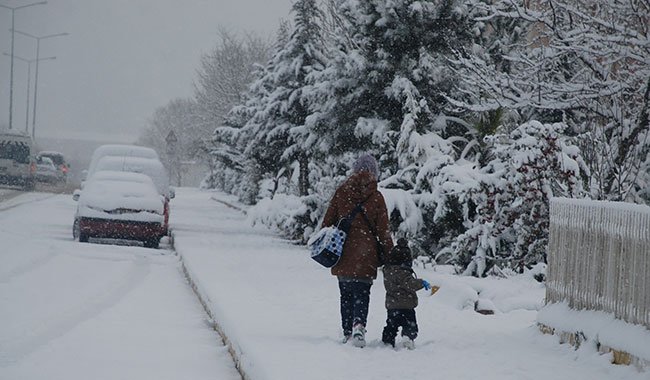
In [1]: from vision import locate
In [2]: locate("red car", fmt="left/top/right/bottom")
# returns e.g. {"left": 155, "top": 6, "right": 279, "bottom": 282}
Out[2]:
{"left": 91, "top": 155, "right": 174, "bottom": 235}
{"left": 73, "top": 171, "right": 165, "bottom": 248}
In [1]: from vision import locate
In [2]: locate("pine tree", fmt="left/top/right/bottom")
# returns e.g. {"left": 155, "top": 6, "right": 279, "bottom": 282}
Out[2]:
{"left": 308, "top": 0, "right": 493, "bottom": 255}
{"left": 313, "top": 0, "right": 475, "bottom": 159}
{"left": 236, "top": 0, "right": 329, "bottom": 197}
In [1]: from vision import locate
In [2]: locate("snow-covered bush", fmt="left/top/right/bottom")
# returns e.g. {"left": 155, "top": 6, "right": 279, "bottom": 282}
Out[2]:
{"left": 247, "top": 193, "right": 325, "bottom": 242}
{"left": 440, "top": 121, "right": 588, "bottom": 277}
{"left": 248, "top": 194, "right": 308, "bottom": 241}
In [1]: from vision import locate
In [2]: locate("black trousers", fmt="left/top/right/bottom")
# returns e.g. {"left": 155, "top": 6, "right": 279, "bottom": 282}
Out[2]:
{"left": 382, "top": 309, "right": 418, "bottom": 345}
{"left": 338, "top": 281, "right": 371, "bottom": 336}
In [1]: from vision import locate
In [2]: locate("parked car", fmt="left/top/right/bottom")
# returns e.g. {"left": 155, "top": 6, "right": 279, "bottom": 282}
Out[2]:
{"left": 0, "top": 131, "right": 35, "bottom": 190}
{"left": 35, "top": 156, "right": 59, "bottom": 184}
{"left": 85, "top": 144, "right": 159, "bottom": 182}
{"left": 36, "top": 151, "right": 69, "bottom": 183}
{"left": 73, "top": 171, "right": 165, "bottom": 248}
{"left": 92, "top": 155, "right": 174, "bottom": 235}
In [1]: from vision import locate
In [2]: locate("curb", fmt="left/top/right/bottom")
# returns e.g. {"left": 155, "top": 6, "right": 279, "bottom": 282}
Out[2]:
{"left": 171, "top": 230, "right": 251, "bottom": 380}
{"left": 209, "top": 195, "right": 247, "bottom": 214}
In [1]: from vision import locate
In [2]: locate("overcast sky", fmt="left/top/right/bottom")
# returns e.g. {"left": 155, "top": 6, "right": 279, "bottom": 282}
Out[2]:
{"left": 0, "top": 0, "right": 293, "bottom": 142}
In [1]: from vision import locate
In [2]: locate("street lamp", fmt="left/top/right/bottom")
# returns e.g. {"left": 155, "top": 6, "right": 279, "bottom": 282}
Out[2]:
{"left": 12, "top": 29, "right": 68, "bottom": 139}
{"left": 2, "top": 52, "right": 55, "bottom": 133}
{"left": 0, "top": 1, "right": 47, "bottom": 130}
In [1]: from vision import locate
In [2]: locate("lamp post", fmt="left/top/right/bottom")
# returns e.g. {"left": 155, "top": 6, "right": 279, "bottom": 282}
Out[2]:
{"left": 0, "top": 1, "right": 47, "bottom": 130}
{"left": 3, "top": 53, "right": 55, "bottom": 134}
{"left": 12, "top": 29, "right": 68, "bottom": 139}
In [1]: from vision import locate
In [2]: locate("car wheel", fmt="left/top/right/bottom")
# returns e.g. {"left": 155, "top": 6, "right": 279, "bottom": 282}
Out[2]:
{"left": 79, "top": 231, "right": 89, "bottom": 243}
{"left": 72, "top": 219, "right": 80, "bottom": 240}
{"left": 143, "top": 237, "right": 159, "bottom": 249}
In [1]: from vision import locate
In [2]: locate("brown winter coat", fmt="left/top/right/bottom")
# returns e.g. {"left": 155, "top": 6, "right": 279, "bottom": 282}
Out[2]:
{"left": 321, "top": 171, "right": 393, "bottom": 280}
{"left": 383, "top": 264, "right": 424, "bottom": 309}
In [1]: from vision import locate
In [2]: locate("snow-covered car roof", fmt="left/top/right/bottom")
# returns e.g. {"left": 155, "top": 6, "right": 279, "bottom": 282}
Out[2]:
{"left": 92, "top": 156, "right": 170, "bottom": 197}
{"left": 87, "top": 144, "right": 159, "bottom": 178}
{"left": 37, "top": 151, "right": 65, "bottom": 158}
{"left": 78, "top": 176, "right": 164, "bottom": 222}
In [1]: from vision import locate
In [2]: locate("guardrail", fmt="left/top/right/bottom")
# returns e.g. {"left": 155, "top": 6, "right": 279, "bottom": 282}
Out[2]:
{"left": 547, "top": 198, "right": 650, "bottom": 329}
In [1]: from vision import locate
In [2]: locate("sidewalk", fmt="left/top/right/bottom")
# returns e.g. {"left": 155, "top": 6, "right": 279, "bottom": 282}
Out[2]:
{"left": 170, "top": 188, "right": 644, "bottom": 380}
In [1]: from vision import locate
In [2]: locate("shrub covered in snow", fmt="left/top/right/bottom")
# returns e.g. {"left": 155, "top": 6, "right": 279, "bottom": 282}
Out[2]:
{"left": 439, "top": 121, "right": 588, "bottom": 276}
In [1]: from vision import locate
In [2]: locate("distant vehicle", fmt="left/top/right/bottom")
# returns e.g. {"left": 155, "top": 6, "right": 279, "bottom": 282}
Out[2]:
{"left": 73, "top": 171, "right": 165, "bottom": 248}
{"left": 85, "top": 144, "right": 159, "bottom": 181}
{"left": 92, "top": 156, "right": 174, "bottom": 234}
{"left": 35, "top": 156, "right": 59, "bottom": 184}
{"left": 0, "top": 131, "right": 35, "bottom": 190}
{"left": 36, "top": 151, "right": 69, "bottom": 183}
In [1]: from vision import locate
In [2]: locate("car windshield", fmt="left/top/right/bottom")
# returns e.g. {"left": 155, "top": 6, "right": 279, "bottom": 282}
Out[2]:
{"left": 40, "top": 154, "right": 64, "bottom": 165}
{"left": 38, "top": 157, "right": 54, "bottom": 166}
{"left": 0, "top": 141, "right": 30, "bottom": 164}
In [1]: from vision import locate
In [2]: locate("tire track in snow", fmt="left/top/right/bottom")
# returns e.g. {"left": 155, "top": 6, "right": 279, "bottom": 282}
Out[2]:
{"left": 0, "top": 253, "right": 151, "bottom": 367}
{"left": 0, "top": 246, "right": 59, "bottom": 284}
{"left": 0, "top": 192, "right": 56, "bottom": 213}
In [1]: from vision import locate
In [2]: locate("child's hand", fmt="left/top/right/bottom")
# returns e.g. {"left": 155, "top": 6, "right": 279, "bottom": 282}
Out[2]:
{"left": 422, "top": 280, "right": 431, "bottom": 291}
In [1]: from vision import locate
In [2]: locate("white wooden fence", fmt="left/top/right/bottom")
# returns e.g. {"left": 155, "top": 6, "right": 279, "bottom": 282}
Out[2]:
{"left": 547, "top": 198, "right": 650, "bottom": 329}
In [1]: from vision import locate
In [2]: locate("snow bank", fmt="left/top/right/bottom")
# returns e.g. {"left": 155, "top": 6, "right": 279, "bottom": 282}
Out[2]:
{"left": 420, "top": 267, "right": 546, "bottom": 313}
{"left": 538, "top": 302, "right": 650, "bottom": 363}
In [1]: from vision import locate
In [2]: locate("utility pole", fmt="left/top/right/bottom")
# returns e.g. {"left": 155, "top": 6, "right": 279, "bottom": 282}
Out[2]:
{"left": 0, "top": 1, "right": 47, "bottom": 130}
{"left": 3, "top": 53, "right": 56, "bottom": 134}
{"left": 12, "top": 29, "right": 68, "bottom": 139}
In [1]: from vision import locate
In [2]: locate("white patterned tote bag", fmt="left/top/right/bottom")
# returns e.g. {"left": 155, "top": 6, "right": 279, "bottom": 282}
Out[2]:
{"left": 308, "top": 226, "right": 347, "bottom": 268}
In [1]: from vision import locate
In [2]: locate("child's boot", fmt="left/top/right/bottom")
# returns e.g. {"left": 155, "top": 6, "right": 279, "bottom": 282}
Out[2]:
{"left": 402, "top": 336, "right": 415, "bottom": 350}
{"left": 381, "top": 328, "right": 395, "bottom": 347}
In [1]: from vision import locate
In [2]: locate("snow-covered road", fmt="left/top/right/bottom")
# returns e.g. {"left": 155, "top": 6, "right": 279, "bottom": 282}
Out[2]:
{"left": 0, "top": 188, "right": 21, "bottom": 204}
{"left": 0, "top": 192, "right": 240, "bottom": 380}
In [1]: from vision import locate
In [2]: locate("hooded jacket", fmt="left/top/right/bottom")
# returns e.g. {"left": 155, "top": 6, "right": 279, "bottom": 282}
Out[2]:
{"left": 321, "top": 171, "right": 393, "bottom": 280}
{"left": 383, "top": 264, "right": 424, "bottom": 309}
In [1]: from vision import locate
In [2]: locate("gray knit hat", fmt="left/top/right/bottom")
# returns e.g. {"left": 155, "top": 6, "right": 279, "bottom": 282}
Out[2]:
{"left": 352, "top": 153, "right": 379, "bottom": 179}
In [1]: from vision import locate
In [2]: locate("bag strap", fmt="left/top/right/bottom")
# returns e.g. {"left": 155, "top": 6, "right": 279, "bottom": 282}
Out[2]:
{"left": 336, "top": 202, "right": 366, "bottom": 233}
{"left": 336, "top": 194, "right": 373, "bottom": 233}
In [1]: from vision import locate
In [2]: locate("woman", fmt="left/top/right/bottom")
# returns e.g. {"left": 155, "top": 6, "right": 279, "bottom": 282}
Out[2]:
{"left": 321, "top": 153, "right": 394, "bottom": 347}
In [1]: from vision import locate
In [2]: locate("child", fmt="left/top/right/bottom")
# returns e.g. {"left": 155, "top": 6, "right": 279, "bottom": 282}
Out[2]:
{"left": 381, "top": 238, "right": 430, "bottom": 350}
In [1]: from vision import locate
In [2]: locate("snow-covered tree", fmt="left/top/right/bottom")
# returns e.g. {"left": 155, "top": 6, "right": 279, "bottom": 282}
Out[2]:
{"left": 298, "top": 1, "right": 486, "bottom": 255}
{"left": 233, "top": 0, "right": 329, "bottom": 197}
{"left": 451, "top": 0, "right": 650, "bottom": 203}
{"left": 196, "top": 31, "right": 270, "bottom": 196}
{"left": 138, "top": 97, "right": 206, "bottom": 183}
{"left": 439, "top": 121, "right": 588, "bottom": 276}
{"left": 194, "top": 30, "right": 270, "bottom": 134}
{"left": 311, "top": 0, "right": 476, "bottom": 160}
